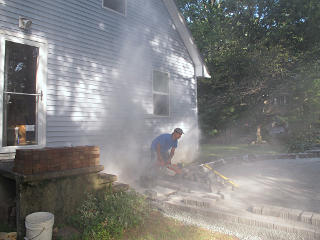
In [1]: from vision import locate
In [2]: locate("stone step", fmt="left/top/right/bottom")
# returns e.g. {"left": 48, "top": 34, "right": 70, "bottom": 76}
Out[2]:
{"left": 97, "top": 173, "right": 117, "bottom": 184}
{"left": 111, "top": 182, "right": 130, "bottom": 193}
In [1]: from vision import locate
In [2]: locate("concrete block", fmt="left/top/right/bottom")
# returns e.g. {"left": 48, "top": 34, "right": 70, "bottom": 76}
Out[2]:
{"left": 201, "top": 192, "right": 221, "bottom": 201}
{"left": 181, "top": 197, "right": 211, "bottom": 208}
{"left": 111, "top": 182, "right": 129, "bottom": 193}
{"left": 272, "top": 223, "right": 290, "bottom": 232}
{"left": 218, "top": 192, "right": 231, "bottom": 200}
{"left": 311, "top": 213, "right": 320, "bottom": 227}
{"left": 249, "top": 205, "right": 263, "bottom": 215}
{"left": 261, "top": 205, "right": 283, "bottom": 217}
{"left": 97, "top": 173, "right": 117, "bottom": 184}
{"left": 237, "top": 217, "right": 256, "bottom": 226}
{"left": 287, "top": 208, "right": 303, "bottom": 221}
{"left": 301, "top": 211, "right": 313, "bottom": 224}
{"left": 279, "top": 208, "right": 302, "bottom": 221}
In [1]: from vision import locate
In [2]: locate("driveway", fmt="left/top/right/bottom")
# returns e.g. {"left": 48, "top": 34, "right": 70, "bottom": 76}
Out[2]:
{"left": 217, "top": 157, "right": 320, "bottom": 212}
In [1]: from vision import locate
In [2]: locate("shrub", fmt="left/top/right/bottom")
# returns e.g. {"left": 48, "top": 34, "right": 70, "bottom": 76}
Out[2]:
{"left": 286, "top": 129, "right": 320, "bottom": 152}
{"left": 70, "top": 190, "right": 150, "bottom": 239}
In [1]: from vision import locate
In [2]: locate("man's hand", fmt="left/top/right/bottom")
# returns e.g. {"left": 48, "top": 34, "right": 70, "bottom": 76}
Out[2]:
{"left": 157, "top": 156, "right": 166, "bottom": 166}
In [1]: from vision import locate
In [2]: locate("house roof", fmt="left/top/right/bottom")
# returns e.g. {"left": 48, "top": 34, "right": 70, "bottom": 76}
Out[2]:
{"left": 162, "top": 0, "right": 211, "bottom": 78}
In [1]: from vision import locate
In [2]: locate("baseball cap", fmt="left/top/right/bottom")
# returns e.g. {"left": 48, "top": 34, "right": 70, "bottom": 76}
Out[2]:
{"left": 174, "top": 128, "right": 184, "bottom": 134}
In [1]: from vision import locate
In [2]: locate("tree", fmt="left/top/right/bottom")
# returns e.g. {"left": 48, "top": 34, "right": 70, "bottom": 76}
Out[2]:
{"left": 176, "top": 0, "right": 320, "bottom": 147}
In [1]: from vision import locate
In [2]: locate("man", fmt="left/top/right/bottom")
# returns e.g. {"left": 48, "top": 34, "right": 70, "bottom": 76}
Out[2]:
{"left": 140, "top": 128, "right": 183, "bottom": 188}
{"left": 151, "top": 128, "right": 183, "bottom": 167}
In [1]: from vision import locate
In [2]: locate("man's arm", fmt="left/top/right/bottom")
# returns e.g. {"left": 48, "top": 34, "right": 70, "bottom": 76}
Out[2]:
{"left": 156, "top": 143, "right": 164, "bottom": 164}
{"left": 168, "top": 147, "right": 176, "bottom": 164}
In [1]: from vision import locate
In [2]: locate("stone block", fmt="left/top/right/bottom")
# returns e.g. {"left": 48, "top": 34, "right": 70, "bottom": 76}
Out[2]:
{"left": 181, "top": 197, "right": 211, "bottom": 208}
{"left": 249, "top": 205, "right": 263, "bottom": 215}
{"left": 278, "top": 207, "right": 302, "bottom": 221}
{"left": 218, "top": 192, "right": 231, "bottom": 200}
{"left": 111, "top": 182, "right": 129, "bottom": 193}
{"left": 201, "top": 192, "right": 221, "bottom": 201}
{"left": 311, "top": 213, "right": 320, "bottom": 226}
{"left": 301, "top": 211, "right": 313, "bottom": 224}
{"left": 287, "top": 208, "right": 303, "bottom": 221}
{"left": 97, "top": 173, "right": 117, "bottom": 184}
{"left": 261, "top": 205, "right": 283, "bottom": 217}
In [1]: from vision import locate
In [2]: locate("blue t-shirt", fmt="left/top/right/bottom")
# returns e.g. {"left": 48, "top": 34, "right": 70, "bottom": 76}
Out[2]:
{"left": 151, "top": 133, "right": 178, "bottom": 153}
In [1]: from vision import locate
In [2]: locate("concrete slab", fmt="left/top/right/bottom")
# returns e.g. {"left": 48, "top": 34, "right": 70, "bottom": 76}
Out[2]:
{"left": 216, "top": 157, "right": 320, "bottom": 212}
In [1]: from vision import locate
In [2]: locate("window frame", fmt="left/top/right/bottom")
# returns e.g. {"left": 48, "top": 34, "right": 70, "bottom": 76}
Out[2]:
{"left": 0, "top": 30, "right": 47, "bottom": 153}
{"left": 152, "top": 69, "right": 170, "bottom": 117}
{"left": 102, "top": 0, "right": 127, "bottom": 16}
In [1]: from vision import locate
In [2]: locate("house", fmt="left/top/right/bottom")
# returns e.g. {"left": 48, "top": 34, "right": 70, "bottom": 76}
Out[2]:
{"left": 0, "top": 0, "right": 209, "bottom": 173}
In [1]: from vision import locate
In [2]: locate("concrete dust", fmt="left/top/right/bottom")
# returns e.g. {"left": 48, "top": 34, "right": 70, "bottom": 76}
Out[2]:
{"left": 134, "top": 156, "right": 320, "bottom": 240}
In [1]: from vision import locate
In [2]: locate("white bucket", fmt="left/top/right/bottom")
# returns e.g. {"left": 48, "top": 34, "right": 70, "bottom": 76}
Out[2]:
{"left": 25, "top": 212, "right": 54, "bottom": 240}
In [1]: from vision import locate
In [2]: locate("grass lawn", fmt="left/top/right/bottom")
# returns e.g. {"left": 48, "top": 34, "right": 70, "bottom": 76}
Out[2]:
{"left": 198, "top": 143, "right": 287, "bottom": 161}
{"left": 121, "top": 211, "right": 239, "bottom": 240}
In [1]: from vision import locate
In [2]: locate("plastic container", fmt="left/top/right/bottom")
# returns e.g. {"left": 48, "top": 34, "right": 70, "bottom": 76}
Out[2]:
{"left": 25, "top": 212, "right": 54, "bottom": 240}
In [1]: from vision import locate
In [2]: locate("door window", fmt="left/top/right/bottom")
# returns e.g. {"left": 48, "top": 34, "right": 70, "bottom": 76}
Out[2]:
{"left": 2, "top": 41, "right": 39, "bottom": 146}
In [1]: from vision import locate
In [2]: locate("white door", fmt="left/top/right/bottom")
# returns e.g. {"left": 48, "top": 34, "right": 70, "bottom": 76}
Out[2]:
{"left": 0, "top": 33, "right": 47, "bottom": 151}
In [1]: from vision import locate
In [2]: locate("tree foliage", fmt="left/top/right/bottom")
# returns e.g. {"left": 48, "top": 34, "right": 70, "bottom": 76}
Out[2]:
{"left": 176, "top": 0, "right": 320, "bottom": 148}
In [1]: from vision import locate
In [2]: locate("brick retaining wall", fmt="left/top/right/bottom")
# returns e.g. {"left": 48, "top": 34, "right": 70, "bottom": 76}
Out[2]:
{"left": 13, "top": 146, "right": 100, "bottom": 175}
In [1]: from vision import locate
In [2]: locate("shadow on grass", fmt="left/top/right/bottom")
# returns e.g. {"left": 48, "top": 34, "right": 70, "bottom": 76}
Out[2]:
{"left": 198, "top": 143, "right": 287, "bottom": 162}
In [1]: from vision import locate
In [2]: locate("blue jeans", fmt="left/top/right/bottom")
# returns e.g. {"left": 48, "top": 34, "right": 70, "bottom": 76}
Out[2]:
{"left": 151, "top": 150, "right": 170, "bottom": 163}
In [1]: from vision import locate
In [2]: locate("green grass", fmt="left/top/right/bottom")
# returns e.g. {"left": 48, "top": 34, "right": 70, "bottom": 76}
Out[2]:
{"left": 55, "top": 211, "right": 238, "bottom": 240}
{"left": 121, "top": 211, "right": 239, "bottom": 240}
{"left": 198, "top": 143, "right": 287, "bottom": 161}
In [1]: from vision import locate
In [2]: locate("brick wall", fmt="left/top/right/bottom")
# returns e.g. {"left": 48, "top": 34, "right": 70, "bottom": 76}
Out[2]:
{"left": 13, "top": 146, "right": 100, "bottom": 175}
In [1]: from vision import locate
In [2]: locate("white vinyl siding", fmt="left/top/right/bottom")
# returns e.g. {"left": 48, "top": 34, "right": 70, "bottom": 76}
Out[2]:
{"left": 0, "top": 0, "right": 198, "bottom": 162}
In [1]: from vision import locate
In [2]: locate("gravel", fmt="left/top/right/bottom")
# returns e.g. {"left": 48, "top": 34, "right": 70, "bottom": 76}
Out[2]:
{"left": 154, "top": 201, "right": 308, "bottom": 240}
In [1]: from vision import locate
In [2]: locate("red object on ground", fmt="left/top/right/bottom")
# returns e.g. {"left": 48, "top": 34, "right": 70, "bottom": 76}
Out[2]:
{"left": 167, "top": 164, "right": 182, "bottom": 175}
{"left": 156, "top": 160, "right": 182, "bottom": 175}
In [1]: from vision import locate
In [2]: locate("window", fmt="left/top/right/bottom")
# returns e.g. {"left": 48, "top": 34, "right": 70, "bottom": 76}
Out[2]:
{"left": 0, "top": 33, "right": 47, "bottom": 151}
{"left": 153, "top": 70, "right": 169, "bottom": 116}
{"left": 102, "top": 0, "right": 126, "bottom": 15}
